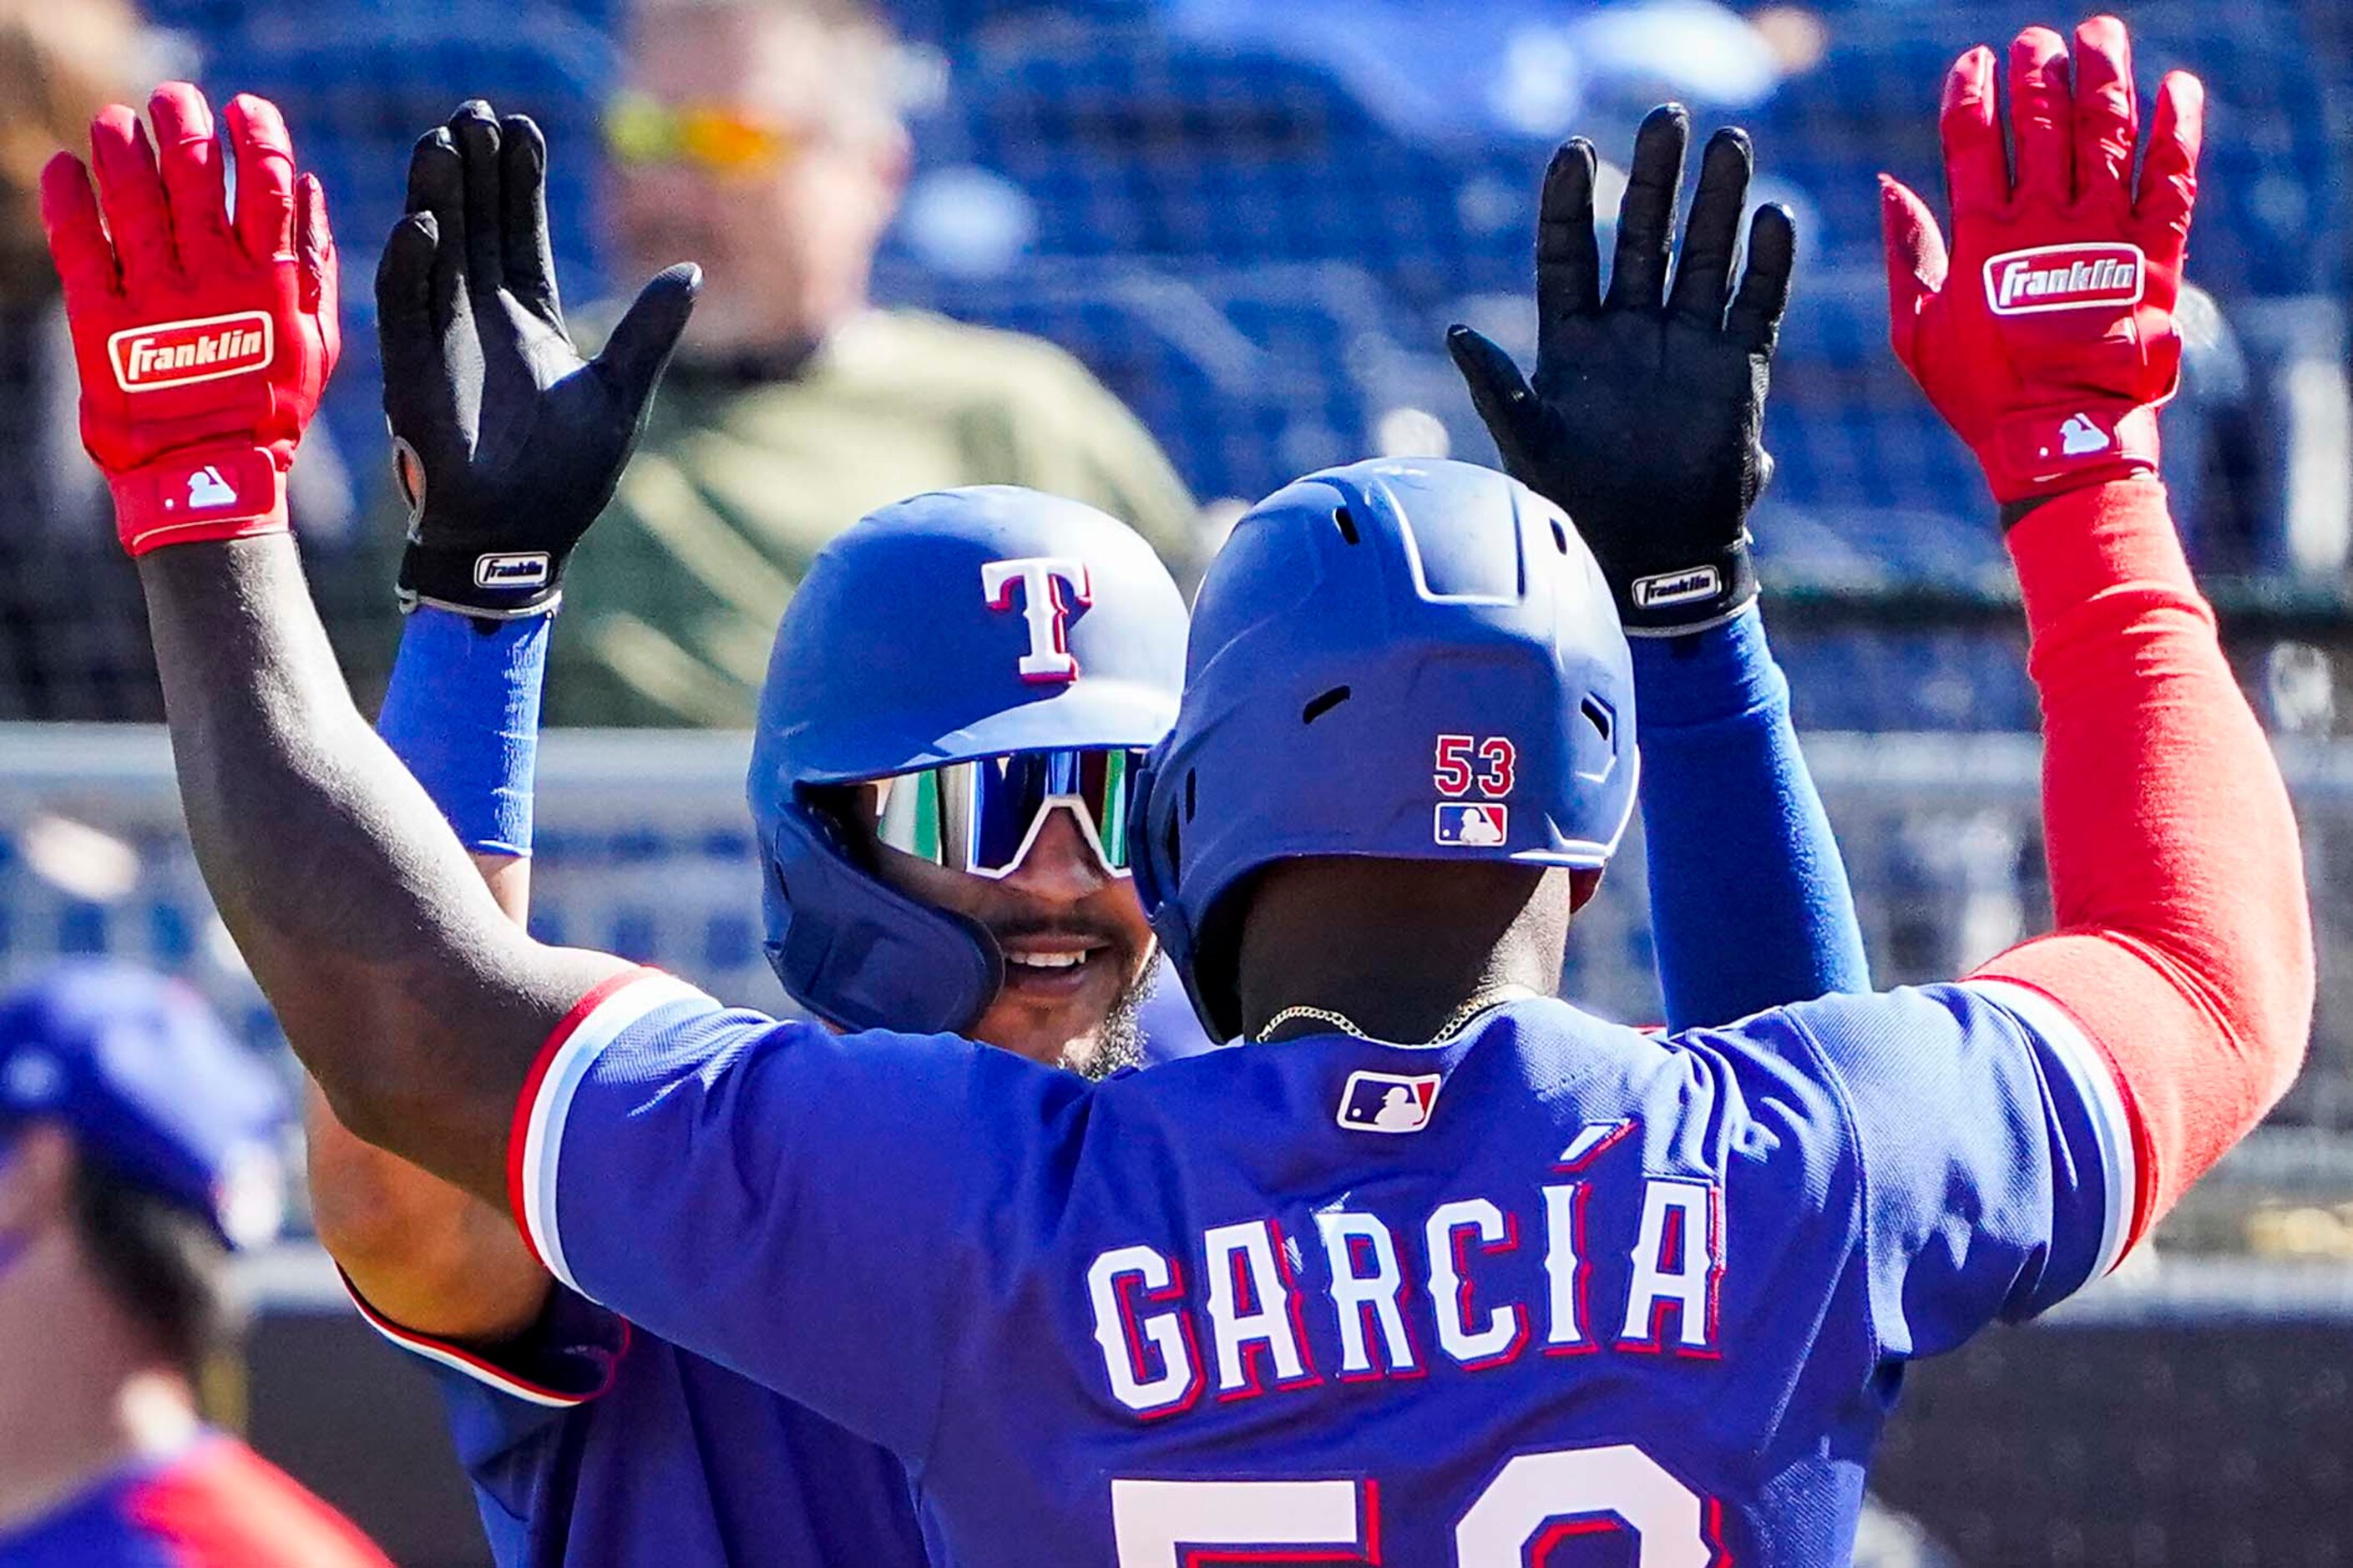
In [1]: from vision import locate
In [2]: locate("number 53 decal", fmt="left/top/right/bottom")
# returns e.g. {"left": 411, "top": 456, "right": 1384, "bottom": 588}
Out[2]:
{"left": 1113, "top": 1443, "right": 1725, "bottom": 1565}
{"left": 1434, "top": 734, "right": 1516, "bottom": 800}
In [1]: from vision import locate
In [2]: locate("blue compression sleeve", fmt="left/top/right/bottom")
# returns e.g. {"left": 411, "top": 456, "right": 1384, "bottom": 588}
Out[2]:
{"left": 377, "top": 607, "right": 548, "bottom": 857}
{"left": 1630, "top": 606, "right": 1869, "bottom": 1030}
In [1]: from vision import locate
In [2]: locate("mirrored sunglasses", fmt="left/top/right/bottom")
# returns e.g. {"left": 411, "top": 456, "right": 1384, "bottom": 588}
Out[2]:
{"left": 861, "top": 747, "right": 1145, "bottom": 881}
{"left": 603, "top": 92, "right": 805, "bottom": 175}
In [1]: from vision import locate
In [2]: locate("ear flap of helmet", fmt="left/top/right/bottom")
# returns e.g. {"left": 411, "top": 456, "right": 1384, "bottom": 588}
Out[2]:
{"left": 762, "top": 803, "right": 1004, "bottom": 1037}
{"left": 1126, "top": 750, "right": 1172, "bottom": 923}
{"left": 1131, "top": 746, "right": 1242, "bottom": 1043}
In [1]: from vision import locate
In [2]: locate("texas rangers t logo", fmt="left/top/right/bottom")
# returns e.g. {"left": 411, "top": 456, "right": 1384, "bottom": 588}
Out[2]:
{"left": 983, "top": 558, "right": 1092, "bottom": 683}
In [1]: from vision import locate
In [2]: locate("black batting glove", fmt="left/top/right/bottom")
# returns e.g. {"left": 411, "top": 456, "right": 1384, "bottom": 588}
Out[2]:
{"left": 1450, "top": 105, "right": 1795, "bottom": 636}
{"left": 379, "top": 101, "right": 700, "bottom": 619}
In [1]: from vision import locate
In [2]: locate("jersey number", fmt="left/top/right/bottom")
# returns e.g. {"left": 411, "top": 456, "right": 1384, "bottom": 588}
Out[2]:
{"left": 1111, "top": 1444, "right": 1719, "bottom": 1565}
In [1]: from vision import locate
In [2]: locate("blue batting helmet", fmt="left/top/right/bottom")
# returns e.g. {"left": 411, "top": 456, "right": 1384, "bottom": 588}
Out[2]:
{"left": 1131, "top": 458, "right": 1638, "bottom": 1041}
{"left": 750, "top": 486, "right": 1190, "bottom": 1034}
{"left": 0, "top": 962, "right": 289, "bottom": 1251}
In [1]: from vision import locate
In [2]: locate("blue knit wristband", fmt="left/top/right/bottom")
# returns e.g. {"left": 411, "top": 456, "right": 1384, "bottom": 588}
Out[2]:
{"left": 377, "top": 607, "right": 548, "bottom": 857}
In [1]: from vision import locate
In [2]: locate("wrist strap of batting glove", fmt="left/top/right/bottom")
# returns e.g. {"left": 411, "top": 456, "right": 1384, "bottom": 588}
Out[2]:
{"left": 1982, "top": 403, "right": 2162, "bottom": 508}
{"left": 397, "top": 539, "right": 566, "bottom": 620}
{"left": 109, "top": 445, "right": 288, "bottom": 555}
{"left": 1617, "top": 531, "right": 1759, "bottom": 637}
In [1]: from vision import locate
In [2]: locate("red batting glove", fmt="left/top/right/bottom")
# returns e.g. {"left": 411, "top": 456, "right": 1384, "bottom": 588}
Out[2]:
{"left": 39, "top": 84, "right": 338, "bottom": 555}
{"left": 1880, "top": 17, "right": 2201, "bottom": 507}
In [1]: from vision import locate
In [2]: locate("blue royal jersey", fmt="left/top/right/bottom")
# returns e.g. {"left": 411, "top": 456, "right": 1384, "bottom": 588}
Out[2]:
{"left": 352, "top": 949, "right": 1213, "bottom": 1568}
{"left": 352, "top": 1277, "right": 928, "bottom": 1568}
{"left": 510, "top": 970, "right": 2134, "bottom": 1566}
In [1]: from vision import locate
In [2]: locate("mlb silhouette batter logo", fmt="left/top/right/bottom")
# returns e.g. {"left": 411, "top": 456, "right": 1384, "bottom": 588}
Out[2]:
{"left": 1336, "top": 1070, "right": 1441, "bottom": 1133}
{"left": 1435, "top": 802, "right": 1508, "bottom": 846}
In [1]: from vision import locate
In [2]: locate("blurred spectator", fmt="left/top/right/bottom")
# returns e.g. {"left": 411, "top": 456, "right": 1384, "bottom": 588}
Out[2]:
{"left": 0, "top": 0, "right": 349, "bottom": 721}
{"left": 0, "top": 0, "right": 156, "bottom": 720}
{"left": 0, "top": 963, "right": 391, "bottom": 1566}
{"left": 548, "top": 0, "right": 1200, "bottom": 726}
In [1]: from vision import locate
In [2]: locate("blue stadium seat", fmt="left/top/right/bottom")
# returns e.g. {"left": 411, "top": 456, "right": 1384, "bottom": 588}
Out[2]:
{"left": 1777, "top": 630, "right": 2038, "bottom": 732}
{"left": 938, "top": 27, "right": 1537, "bottom": 309}
{"left": 878, "top": 258, "right": 1398, "bottom": 501}
{"left": 1749, "top": 1, "right": 2345, "bottom": 299}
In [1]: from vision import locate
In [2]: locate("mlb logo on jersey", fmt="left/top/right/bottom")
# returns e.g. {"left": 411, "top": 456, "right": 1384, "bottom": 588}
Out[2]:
{"left": 1435, "top": 802, "right": 1507, "bottom": 847}
{"left": 1336, "top": 1070, "right": 1440, "bottom": 1133}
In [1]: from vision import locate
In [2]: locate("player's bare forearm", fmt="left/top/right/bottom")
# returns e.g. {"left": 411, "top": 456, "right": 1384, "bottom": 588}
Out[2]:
{"left": 306, "top": 1082, "right": 552, "bottom": 1338}
{"left": 305, "top": 852, "right": 553, "bottom": 1341}
{"left": 138, "top": 534, "right": 626, "bottom": 1202}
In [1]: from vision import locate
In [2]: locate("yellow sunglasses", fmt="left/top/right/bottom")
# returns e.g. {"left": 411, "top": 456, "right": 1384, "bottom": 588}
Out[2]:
{"left": 603, "top": 92, "right": 807, "bottom": 175}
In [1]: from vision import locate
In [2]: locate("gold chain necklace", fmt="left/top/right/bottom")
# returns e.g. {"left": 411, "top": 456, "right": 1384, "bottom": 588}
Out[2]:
{"left": 1254, "top": 985, "right": 1536, "bottom": 1046}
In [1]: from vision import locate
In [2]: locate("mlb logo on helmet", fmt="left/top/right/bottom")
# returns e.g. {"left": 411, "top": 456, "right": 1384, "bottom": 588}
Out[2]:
{"left": 1983, "top": 242, "right": 2145, "bottom": 316}
{"left": 1434, "top": 802, "right": 1508, "bottom": 847}
{"left": 108, "top": 311, "right": 275, "bottom": 392}
{"left": 1337, "top": 1070, "right": 1441, "bottom": 1134}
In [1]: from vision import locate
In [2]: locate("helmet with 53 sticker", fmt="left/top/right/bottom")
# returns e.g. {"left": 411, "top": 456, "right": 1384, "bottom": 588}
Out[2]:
{"left": 1131, "top": 459, "right": 1637, "bottom": 1041}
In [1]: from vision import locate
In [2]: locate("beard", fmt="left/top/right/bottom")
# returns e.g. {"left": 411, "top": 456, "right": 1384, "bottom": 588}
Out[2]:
{"left": 1070, "top": 953, "right": 1156, "bottom": 1081}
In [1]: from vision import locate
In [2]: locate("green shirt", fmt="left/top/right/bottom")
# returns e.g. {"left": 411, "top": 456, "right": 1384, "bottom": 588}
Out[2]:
{"left": 547, "top": 307, "right": 1200, "bottom": 726}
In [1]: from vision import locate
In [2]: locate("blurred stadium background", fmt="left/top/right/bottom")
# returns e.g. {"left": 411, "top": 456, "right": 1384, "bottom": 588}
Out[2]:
{"left": 1, "top": 0, "right": 2350, "bottom": 1562}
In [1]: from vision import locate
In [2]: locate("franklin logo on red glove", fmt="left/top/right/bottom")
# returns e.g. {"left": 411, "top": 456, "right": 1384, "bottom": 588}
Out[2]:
{"left": 1879, "top": 17, "right": 2199, "bottom": 507}
{"left": 109, "top": 311, "right": 275, "bottom": 391}
{"left": 1985, "top": 243, "right": 2144, "bottom": 316}
{"left": 40, "top": 83, "right": 340, "bottom": 555}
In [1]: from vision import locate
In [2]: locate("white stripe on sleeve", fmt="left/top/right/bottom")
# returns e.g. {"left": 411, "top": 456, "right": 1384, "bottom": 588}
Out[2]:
{"left": 1965, "top": 978, "right": 2139, "bottom": 1281}
{"left": 519, "top": 974, "right": 715, "bottom": 1299}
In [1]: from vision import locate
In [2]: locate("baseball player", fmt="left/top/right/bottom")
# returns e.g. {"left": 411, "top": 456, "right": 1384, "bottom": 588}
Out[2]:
{"left": 310, "top": 100, "right": 1867, "bottom": 1565}
{"left": 0, "top": 963, "right": 391, "bottom": 1568}
{"left": 43, "top": 15, "right": 2309, "bottom": 1559}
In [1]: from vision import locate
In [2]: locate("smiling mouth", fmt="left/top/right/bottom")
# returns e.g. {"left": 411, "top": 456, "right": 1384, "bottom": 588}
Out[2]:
{"left": 999, "top": 940, "right": 1116, "bottom": 994}
{"left": 1006, "top": 951, "right": 1090, "bottom": 971}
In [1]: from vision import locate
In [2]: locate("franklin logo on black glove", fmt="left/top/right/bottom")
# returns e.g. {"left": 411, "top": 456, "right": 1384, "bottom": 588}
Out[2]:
{"left": 474, "top": 554, "right": 552, "bottom": 589}
{"left": 1632, "top": 567, "right": 1723, "bottom": 609}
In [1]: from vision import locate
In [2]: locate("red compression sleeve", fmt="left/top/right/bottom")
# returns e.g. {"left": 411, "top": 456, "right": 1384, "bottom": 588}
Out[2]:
{"left": 1975, "top": 479, "right": 2314, "bottom": 1253}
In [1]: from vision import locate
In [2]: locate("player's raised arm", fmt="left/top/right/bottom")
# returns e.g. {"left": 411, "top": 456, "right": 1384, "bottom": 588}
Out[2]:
{"left": 310, "top": 100, "right": 672, "bottom": 1343}
{"left": 1876, "top": 18, "right": 2310, "bottom": 1253}
{"left": 38, "top": 84, "right": 699, "bottom": 1204}
{"left": 1451, "top": 107, "right": 1867, "bottom": 1024}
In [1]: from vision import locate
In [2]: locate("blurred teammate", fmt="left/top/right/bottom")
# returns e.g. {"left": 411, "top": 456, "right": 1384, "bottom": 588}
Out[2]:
{"left": 47, "top": 16, "right": 2308, "bottom": 1556}
{"left": 315, "top": 100, "right": 1863, "bottom": 1564}
{"left": 551, "top": 0, "right": 1202, "bottom": 725}
{"left": 0, "top": 964, "right": 390, "bottom": 1568}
